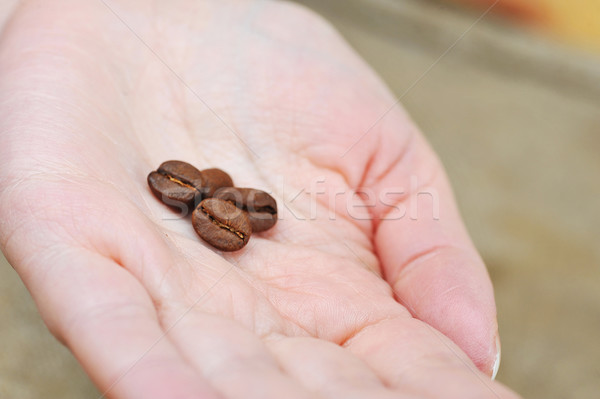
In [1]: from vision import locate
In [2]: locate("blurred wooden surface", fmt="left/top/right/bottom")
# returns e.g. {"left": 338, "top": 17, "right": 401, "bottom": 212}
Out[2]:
{"left": 0, "top": 251, "right": 99, "bottom": 398}
{"left": 1, "top": 0, "right": 599, "bottom": 398}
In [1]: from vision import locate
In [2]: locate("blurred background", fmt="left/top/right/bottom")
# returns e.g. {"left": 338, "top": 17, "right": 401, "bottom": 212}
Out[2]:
{"left": 1, "top": 0, "right": 599, "bottom": 398}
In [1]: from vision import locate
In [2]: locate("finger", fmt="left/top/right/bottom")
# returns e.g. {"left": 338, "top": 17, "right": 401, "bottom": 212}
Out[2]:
{"left": 267, "top": 336, "right": 400, "bottom": 399}
{"left": 160, "top": 311, "right": 314, "bottom": 399}
{"left": 18, "top": 247, "right": 222, "bottom": 399}
{"left": 344, "top": 315, "right": 520, "bottom": 398}
{"left": 366, "top": 131, "right": 499, "bottom": 375}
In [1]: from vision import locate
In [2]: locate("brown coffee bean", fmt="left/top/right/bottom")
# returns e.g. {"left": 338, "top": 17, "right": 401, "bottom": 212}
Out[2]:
{"left": 147, "top": 161, "right": 204, "bottom": 210}
{"left": 200, "top": 168, "right": 234, "bottom": 198}
{"left": 147, "top": 173, "right": 198, "bottom": 210}
{"left": 158, "top": 160, "right": 204, "bottom": 189}
{"left": 192, "top": 198, "right": 251, "bottom": 251}
{"left": 213, "top": 187, "right": 277, "bottom": 232}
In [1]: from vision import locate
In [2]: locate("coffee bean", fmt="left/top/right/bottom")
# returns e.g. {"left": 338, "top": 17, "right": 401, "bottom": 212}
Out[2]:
{"left": 159, "top": 160, "right": 204, "bottom": 189}
{"left": 213, "top": 187, "right": 277, "bottom": 232}
{"left": 192, "top": 198, "right": 251, "bottom": 251}
{"left": 147, "top": 161, "right": 204, "bottom": 210}
{"left": 200, "top": 168, "right": 234, "bottom": 198}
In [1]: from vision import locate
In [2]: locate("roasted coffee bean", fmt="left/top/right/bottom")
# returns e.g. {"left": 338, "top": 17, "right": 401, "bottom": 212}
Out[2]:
{"left": 213, "top": 187, "right": 277, "bottom": 232}
{"left": 158, "top": 160, "right": 204, "bottom": 189}
{"left": 147, "top": 161, "right": 204, "bottom": 210}
{"left": 192, "top": 198, "right": 251, "bottom": 251}
{"left": 200, "top": 168, "right": 234, "bottom": 197}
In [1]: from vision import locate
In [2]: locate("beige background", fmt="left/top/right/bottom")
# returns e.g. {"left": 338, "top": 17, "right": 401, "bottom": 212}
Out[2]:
{"left": 2, "top": 0, "right": 599, "bottom": 398}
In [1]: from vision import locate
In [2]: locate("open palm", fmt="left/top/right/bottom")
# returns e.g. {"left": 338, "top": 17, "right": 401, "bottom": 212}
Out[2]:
{"left": 0, "top": 1, "right": 518, "bottom": 398}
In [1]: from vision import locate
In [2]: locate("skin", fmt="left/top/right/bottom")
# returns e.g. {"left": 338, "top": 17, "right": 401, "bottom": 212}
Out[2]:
{"left": 0, "top": 1, "right": 520, "bottom": 398}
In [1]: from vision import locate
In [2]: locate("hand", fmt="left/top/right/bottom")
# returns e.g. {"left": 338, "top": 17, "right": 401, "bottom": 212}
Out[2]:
{"left": 0, "top": 1, "right": 518, "bottom": 398}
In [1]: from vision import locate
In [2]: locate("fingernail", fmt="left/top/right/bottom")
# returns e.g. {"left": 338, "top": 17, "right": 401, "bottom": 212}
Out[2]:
{"left": 491, "top": 334, "right": 501, "bottom": 380}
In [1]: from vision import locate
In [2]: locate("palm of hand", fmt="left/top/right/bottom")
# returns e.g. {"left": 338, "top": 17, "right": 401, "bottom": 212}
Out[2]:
{"left": 0, "top": 1, "right": 516, "bottom": 398}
